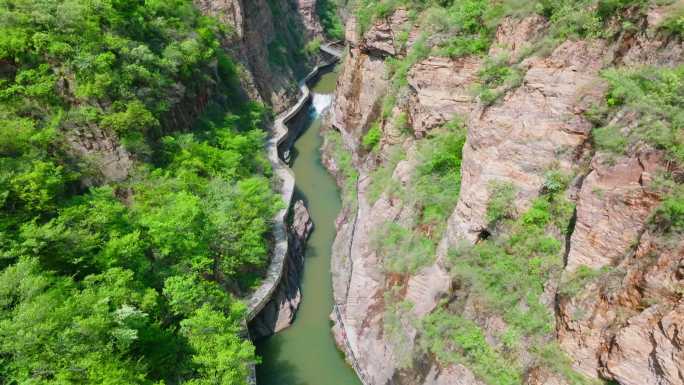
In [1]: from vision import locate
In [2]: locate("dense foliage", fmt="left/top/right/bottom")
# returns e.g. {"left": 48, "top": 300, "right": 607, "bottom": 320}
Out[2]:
{"left": 0, "top": 1, "right": 281, "bottom": 383}
{"left": 317, "top": 0, "right": 346, "bottom": 40}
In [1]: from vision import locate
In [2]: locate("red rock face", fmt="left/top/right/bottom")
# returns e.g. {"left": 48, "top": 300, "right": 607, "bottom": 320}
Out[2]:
{"left": 566, "top": 152, "right": 664, "bottom": 272}
{"left": 296, "top": 0, "right": 324, "bottom": 38}
{"left": 446, "top": 39, "right": 606, "bottom": 245}
{"left": 360, "top": 9, "right": 411, "bottom": 56}
{"left": 326, "top": 7, "right": 683, "bottom": 385}
{"left": 407, "top": 56, "right": 481, "bottom": 137}
{"left": 331, "top": 47, "right": 388, "bottom": 153}
{"left": 558, "top": 228, "right": 684, "bottom": 385}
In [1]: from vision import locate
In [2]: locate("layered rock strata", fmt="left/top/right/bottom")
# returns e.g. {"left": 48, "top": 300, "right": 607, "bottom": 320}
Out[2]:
{"left": 325, "top": 7, "right": 683, "bottom": 385}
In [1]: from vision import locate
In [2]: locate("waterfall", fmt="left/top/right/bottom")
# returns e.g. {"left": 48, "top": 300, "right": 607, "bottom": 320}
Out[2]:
{"left": 311, "top": 93, "right": 333, "bottom": 116}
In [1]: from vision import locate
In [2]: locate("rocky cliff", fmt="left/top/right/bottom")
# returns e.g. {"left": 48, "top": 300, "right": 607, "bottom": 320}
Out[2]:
{"left": 250, "top": 200, "right": 314, "bottom": 338}
{"left": 67, "top": 0, "right": 321, "bottom": 185}
{"left": 325, "top": 4, "right": 683, "bottom": 385}
{"left": 195, "top": 0, "right": 322, "bottom": 113}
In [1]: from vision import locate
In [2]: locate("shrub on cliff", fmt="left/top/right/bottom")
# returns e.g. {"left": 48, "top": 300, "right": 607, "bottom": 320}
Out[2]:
{"left": 597, "top": 65, "right": 684, "bottom": 163}
{"left": 431, "top": 178, "right": 588, "bottom": 385}
{"left": 362, "top": 122, "right": 382, "bottom": 151}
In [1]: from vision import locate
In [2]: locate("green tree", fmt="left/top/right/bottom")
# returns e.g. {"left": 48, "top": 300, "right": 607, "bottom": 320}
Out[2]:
{"left": 181, "top": 305, "right": 255, "bottom": 385}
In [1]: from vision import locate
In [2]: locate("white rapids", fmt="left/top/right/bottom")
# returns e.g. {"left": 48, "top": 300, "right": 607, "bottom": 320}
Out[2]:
{"left": 311, "top": 93, "right": 333, "bottom": 116}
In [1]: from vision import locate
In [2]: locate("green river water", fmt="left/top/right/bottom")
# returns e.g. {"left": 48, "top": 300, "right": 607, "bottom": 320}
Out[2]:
{"left": 255, "top": 69, "right": 362, "bottom": 385}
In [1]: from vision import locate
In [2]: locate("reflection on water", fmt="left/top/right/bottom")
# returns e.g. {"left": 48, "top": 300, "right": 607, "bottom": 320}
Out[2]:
{"left": 255, "top": 67, "right": 361, "bottom": 385}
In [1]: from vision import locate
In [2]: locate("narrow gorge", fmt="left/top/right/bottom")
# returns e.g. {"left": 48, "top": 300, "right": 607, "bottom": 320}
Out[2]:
{"left": 0, "top": 1, "right": 682, "bottom": 385}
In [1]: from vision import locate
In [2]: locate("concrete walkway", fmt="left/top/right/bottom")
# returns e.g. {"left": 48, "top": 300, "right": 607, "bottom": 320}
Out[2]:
{"left": 321, "top": 41, "right": 344, "bottom": 58}
{"left": 245, "top": 45, "right": 343, "bottom": 321}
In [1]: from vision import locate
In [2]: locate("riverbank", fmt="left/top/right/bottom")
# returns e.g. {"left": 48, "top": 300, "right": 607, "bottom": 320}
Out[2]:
{"left": 245, "top": 52, "right": 340, "bottom": 322}
{"left": 254, "top": 66, "right": 362, "bottom": 385}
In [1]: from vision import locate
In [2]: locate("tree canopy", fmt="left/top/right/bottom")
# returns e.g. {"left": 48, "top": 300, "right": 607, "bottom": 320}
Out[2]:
{"left": 0, "top": 1, "right": 280, "bottom": 383}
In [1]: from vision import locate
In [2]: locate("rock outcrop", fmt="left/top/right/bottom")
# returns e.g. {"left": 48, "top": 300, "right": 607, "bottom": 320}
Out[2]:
{"left": 296, "top": 0, "right": 324, "bottom": 38}
{"left": 445, "top": 39, "right": 606, "bottom": 245}
{"left": 325, "top": 6, "right": 683, "bottom": 385}
{"left": 558, "top": 228, "right": 684, "bottom": 385}
{"left": 67, "top": 127, "right": 134, "bottom": 183}
{"left": 332, "top": 45, "right": 388, "bottom": 153}
{"left": 195, "top": 0, "right": 316, "bottom": 112}
{"left": 565, "top": 152, "right": 664, "bottom": 272}
{"left": 407, "top": 56, "right": 480, "bottom": 137}
{"left": 250, "top": 200, "right": 313, "bottom": 338}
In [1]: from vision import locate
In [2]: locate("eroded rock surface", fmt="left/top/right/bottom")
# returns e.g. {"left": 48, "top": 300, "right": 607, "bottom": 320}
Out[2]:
{"left": 407, "top": 56, "right": 481, "bottom": 137}
{"left": 559, "top": 229, "right": 684, "bottom": 384}
{"left": 326, "top": 8, "right": 683, "bottom": 385}
{"left": 360, "top": 9, "right": 412, "bottom": 57}
{"left": 332, "top": 47, "right": 388, "bottom": 153}
{"left": 67, "top": 127, "right": 134, "bottom": 183}
{"left": 446, "top": 39, "right": 606, "bottom": 245}
{"left": 249, "top": 200, "right": 313, "bottom": 338}
{"left": 566, "top": 152, "right": 663, "bottom": 272}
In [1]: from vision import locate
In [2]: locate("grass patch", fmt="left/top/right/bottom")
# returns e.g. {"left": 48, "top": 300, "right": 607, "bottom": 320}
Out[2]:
{"left": 432, "top": 175, "right": 588, "bottom": 384}
{"left": 412, "top": 122, "right": 466, "bottom": 234}
{"left": 475, "top": 53, "right": 525, "bottom": 105}
{"left": 368, "top": 120, "right": 465, "bottom": 274}
{"left": 372, "top": 222, "right": 436, "bottom": 274}
{"left": 485, "top": 181, "right": 517, "bottom": 226}
{"left": 559, "top": 265, "right": 613, "bottom": 297}
{"left": 651, "top": 184, "right": 684, "bottom": 234}
{"left": 362, "top": 121, "right": 382, "bottom": 151}
{"left": 420, "top": 307, "right": 522, "bottom": 385}
{"left": 367, "top": 147, "right": 405, "bottom": 203}
{"left": 324, "top": 129, "right": 359, "bottom": 205}
{"left": 592, "top": 65, "right": 684, "bottom": 163}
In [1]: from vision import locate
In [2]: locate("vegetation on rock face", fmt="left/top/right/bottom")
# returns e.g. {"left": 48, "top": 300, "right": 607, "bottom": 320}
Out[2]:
{"left": 323, "top": 129, "right": 359, "bottom": 204}
{"left": 590, "top": 63, "right": 684, "bottom": 241}
{"left": 592, "top": 65, "right": 684, "bottom": 164}
{"left": 317, "top": 0, "right": 347, "bottom": 40}
{"left": 347, "top": 1, "right": 684, "bottom": 384}
{"left": 370, "top": 120, "right": 465, "bottom": 273}
{"left": 424, "top": 173, "right": 589, "bottom": 385}
{"left": 0, "top": 0, "right": 283, "bottom": 383}
{"left": 420, "top": 309, "right": 521, "bottom": 385}
{"left": 357, "top": 0, "right": 682, "bottom": 111}
{"left": 362, "top": 121, "right": 382, "bottom": 151}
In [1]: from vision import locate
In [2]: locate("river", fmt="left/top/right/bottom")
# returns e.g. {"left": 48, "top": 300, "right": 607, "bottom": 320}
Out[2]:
{"left": 255, "top": 68, "right": 362, "bottom": 385}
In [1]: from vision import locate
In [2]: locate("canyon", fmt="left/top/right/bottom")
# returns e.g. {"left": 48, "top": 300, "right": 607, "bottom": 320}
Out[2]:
{"left": 323, "top": 4, "right": 683, "bottom": 385}
{"left": 188, "top": 2, "right": 683, "bottom": 385}
{"left": 0, "top": 1, "right": 680, "bottom": 384}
